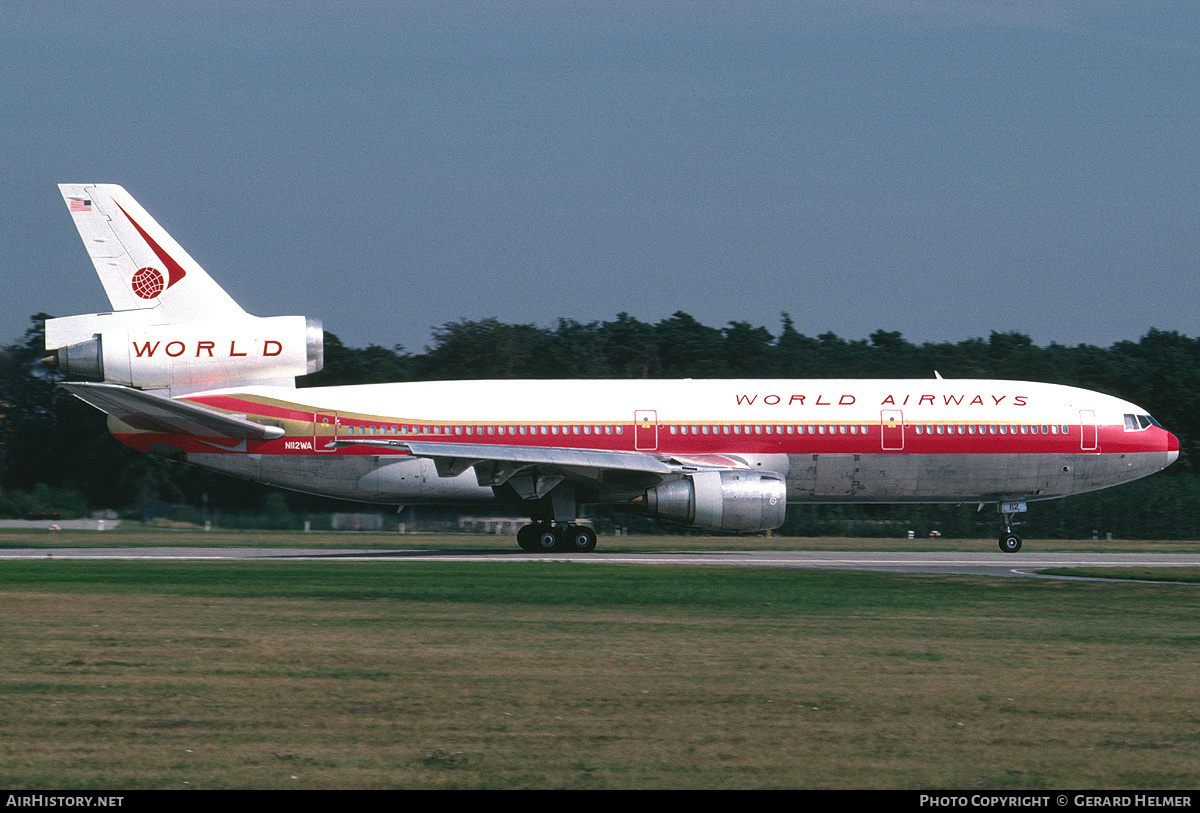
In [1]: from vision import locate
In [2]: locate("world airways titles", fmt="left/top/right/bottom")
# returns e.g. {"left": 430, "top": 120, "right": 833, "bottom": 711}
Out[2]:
{"left": 736, "top": 392, "right": 1031, "bottom": 407}
{"left": 131, "top": 339, "right": 285, "bottom": 358}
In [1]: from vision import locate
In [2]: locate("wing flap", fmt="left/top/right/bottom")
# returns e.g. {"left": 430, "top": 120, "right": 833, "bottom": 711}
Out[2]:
{"left": 333, "top": 437, "right": 674, "bottom": 490}
{"left": 401, "top": 441, "right": 673, "bottom": 475}
{"left": 61, "top": 382, "right": 285, "bottom": 441}
{"left": 336, "top": 437, "right": 672, "bottom": 473}
{"left": 663, "top": 453, "right": 754, "bottom": 470}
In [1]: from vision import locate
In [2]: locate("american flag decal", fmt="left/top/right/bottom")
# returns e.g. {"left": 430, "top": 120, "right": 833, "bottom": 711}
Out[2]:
{"left": 69, "top": 198, "right": 92, "bottom": 212}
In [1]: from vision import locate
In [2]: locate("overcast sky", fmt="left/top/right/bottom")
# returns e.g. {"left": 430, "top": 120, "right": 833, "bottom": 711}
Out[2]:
{"left": 4, "top": 2, "right": 1197, "bottom": 356}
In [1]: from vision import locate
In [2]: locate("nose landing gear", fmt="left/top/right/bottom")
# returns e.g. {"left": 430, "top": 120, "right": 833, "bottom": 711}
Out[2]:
{"left": 999, "top": 531, "right": 1022, "bottom": 553}
{"left": 998, "top": 501, "right": 1026, "bottom": 553}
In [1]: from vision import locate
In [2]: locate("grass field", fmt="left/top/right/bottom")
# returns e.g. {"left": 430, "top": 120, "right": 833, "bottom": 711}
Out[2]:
{"left": 1, "top": 532, "right": 1198, "bottom": 789}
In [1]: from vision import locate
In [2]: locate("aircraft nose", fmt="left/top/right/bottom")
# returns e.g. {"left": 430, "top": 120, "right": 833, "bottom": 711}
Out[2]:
{"left": 1167, "top": 430, "right": 1180, "bottom": 465}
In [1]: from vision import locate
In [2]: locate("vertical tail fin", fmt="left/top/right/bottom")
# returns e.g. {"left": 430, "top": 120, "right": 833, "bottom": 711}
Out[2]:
{"left": 58, "top": 184, "right": 246, "bottom": 321}
{"left": 49, "top": 184, "right": 322, "bottom": 394}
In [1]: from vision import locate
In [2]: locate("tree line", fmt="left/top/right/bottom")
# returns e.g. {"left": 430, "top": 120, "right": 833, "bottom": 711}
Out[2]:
{"left": 2, "top": 312, "right": 1197, "bottom": 537}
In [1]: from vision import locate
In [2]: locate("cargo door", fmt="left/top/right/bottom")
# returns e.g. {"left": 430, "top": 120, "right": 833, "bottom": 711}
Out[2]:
{"left": 813, "top": 454, "right": 859, "bottom": 497}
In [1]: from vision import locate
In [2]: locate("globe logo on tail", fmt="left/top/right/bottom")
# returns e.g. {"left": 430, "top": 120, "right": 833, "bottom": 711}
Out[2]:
{"left": 131, "top": 267, "right": 166, "bottom": 299}
{"left": 115, "top": 200, "right": 187, "bottom": 300}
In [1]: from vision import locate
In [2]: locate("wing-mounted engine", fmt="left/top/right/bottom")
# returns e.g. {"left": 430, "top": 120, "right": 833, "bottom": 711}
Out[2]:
{"left": 44, "top": 312, "right": 324, "bottom": 394}
{"left": 642, "top": 470, "right": 787, "bottom": 532}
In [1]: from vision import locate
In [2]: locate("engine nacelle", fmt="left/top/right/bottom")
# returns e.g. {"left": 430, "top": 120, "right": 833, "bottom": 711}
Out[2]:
{"left": 45, "top": 314, "right": 323, "bottom": 393}
{"left": 644, "top": 470, "right": 787, "bottom": 532}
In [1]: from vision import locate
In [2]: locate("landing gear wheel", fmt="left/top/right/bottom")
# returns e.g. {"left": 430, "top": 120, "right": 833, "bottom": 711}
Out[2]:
{"left": 537, "top": 526, "right": 561, "bottom": 552}
{"left": 516, "top": 523, "right": 598, "bottom": 553}
{"left": 565, "top": 526, "right": 597, "bottom": 553}
{"left": 999, "top": 533, "right": 1022, "bottom": 554}
{"left": 517, "top": 524, "right": 540, "bottom": 552}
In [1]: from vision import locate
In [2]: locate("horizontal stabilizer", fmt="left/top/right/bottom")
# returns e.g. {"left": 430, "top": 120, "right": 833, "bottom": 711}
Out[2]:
{"left": 61, "top": 382, "right": 285, "bottom": 441}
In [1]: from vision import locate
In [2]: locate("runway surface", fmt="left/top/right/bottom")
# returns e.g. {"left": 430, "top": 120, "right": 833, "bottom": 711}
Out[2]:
{"left": 2, "top": 546, "right": 1199, "bottom": 578}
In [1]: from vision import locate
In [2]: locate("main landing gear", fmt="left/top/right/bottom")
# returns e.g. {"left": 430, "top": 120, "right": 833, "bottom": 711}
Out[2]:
{"left": 517, "top": 522, "right": 598, "bottom": 553}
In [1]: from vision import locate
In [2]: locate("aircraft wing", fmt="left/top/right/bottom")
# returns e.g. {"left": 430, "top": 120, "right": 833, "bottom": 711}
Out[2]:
{"left": 334, "top": 436, "right": 678, "bottom": 498}
{"left": 61, "top": 382, "right": 285, "bottom": 442}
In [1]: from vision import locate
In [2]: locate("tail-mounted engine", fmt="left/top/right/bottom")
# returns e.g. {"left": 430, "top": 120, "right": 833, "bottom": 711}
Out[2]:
{"left": 643, "top": 470, "right": 787, "bottom": 533}
{"left": 44, "top": 313, "right": 323, "bottom": 394}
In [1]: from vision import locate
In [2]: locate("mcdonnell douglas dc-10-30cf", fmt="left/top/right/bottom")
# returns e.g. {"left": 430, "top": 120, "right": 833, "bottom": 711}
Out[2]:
{"left": 44, "top": 185, "right": 1178, "bottom": 553}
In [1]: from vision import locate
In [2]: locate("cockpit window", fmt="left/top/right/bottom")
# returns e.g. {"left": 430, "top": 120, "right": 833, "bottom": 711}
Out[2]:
{"left": 1124, "top": 414, "right": 1162, "bottom": 431}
